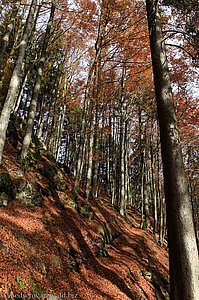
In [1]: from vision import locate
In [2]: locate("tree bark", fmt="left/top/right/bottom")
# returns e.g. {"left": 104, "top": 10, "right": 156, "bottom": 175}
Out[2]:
{"left": 55, "top": 104, "right": 66, "bottom": 162}
{"left": 119, "top": 65, "right": 126, "bottom": 216}
{"left": 14, "top": 70, "right": 30, "bottom": 113}
{"left": 0, "top": 0, "right": 37, "bottom": 164}
{"left": 73, "top": 2, "right": 110, "bottom": 198}
{"left": 92, "top": 103, "right": 100, "bottom": 198}
{"left": 0, "top": 1, "right": 20, "bottom": 69}
{"left": 144, "top": 166, "right": 151, "bottom": 229}
{"left": 20, "top": 0, "right": 55, "bottom": 159}
{"left": 85, "top": 115, "right": 95, "bottom": 200}
{"left": 139, "top": 110, "right": 145, "bottom": 229}
{"left": 150, "top": 120, "right": 157, "bottom": 234}
{"left": 146, "top": 0, "right": 199, "bottom": 298}
{"left": 157, "top": 140, "right": 164, "bottom": 246}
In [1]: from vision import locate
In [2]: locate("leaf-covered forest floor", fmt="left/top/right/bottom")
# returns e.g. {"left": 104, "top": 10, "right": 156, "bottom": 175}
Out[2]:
{"left": 0, "top": 116, "right": 169, "bottom": 299}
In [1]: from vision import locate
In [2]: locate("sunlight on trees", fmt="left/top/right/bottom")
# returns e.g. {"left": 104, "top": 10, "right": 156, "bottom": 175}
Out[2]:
{"left": 0, "top": 0, "right": 198, "bottom": 298}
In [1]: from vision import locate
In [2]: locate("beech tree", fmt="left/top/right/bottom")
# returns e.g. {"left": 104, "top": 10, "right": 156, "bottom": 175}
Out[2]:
{"left": 0, "top": 1, "right": 20, "bottom": 70}
{"left": 20, "top": 0, "right": 55, "bottom": 159}
{"left": 73, "top": 0, "right": 112, "bottom": 198}
{"left": 0, "top": 0, "right": 37, "bottom": 164}
{"left": 146, "top": 0, "right": 199, "bottom": 298}
{"left": 0, "top": 2, "right": 198, "bottom": 297}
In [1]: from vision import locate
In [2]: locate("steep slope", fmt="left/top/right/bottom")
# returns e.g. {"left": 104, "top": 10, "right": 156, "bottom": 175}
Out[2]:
{"left": 0, "top": 115, "right": 169, "bottom": 299}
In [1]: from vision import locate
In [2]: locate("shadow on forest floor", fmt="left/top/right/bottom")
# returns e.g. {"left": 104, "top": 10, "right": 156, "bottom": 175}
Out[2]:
{"left": 0, "top": 129, "right": 169, "bottom": 300}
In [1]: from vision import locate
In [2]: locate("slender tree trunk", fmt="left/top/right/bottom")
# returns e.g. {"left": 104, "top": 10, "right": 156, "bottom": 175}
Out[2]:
{"left": 150, "top": 120, "right": 157, "bottom": 234}
{"left": 146, "top": 0, "right": 199, "bottom": 298}
{"left": 14, "top": 70, "right": 30, "bottom": 113}
{"left": 73, "top": 4, "right": 110, "bottom": 198}
{"left": 119, "top": 66, "right": 126, "bottom": 216}
{"left": 119, "top": 107, "right": 125, "bottom": 216}
{"left": 85, "top": 115, "right": 95, "bottom": 200}
{"left": 36, "top": 95, "right": 45, "bottom": 140}
{"left": 144, "top": 167, "right": 151, "bottom": 229}
{"left": 0, "top": 12, "right": 25, "bottom": 92}
{"left": 111, "top": 113, "right": 116, "bottom": 205}
{"left": 43, "top": 110, "right": 52, "bottom": 145}
{"left": 157, "top": 141, "right": 164, "bottom": 246}
{"left": 55, "top": 105, "right": 66, "bottom": 162}
{"left": 92, "top": 104, "right": 100, "bottom": 198}
{"left": 0, "top": 0, "right": 37, "bottom": 164}
{"left": 124, "top": 121, "right": 129, "bottom": 206}
{"left": 0, "top": 1, "right": 20, "bottom": 69}
{"left": 20, "top": 0, "right": 55, "bottom": 159}
{"left": 21, "top": 87, "right": 31, "bottom": 120}
{"left": 43, "top": 95, "right": 56, "bottom": 146}
{"left": 73, "top": 80, "right": 90, "bottom": 196}
{"left": 139, "top": 110, "right": 145, "bottom": 229}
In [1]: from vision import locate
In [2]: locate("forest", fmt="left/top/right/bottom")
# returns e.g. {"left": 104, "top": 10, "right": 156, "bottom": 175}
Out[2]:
{"left": 0, "top": 0, "right": 198, "bottom": 299}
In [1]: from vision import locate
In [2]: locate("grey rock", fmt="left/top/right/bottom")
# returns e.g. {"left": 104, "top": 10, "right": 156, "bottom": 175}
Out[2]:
{"left": 16, "top": 181, "right": 42, "bottom": 208}
{"left": 0, "top": 192, "right": 9, "bottom": 206}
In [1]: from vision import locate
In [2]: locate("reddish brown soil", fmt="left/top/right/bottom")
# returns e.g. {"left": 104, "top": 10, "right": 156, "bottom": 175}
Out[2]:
{"left": 0, "top": 141, "right": 169, "bottom": 300}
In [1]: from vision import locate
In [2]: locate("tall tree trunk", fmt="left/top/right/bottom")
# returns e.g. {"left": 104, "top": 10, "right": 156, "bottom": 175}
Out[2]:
{"left": 55, "top": 105, "right": 66, "bottom": 162}
{"left": 146, "top": 0, "right": 199, "bottom": 298}
{"left": 21, "top": 87, "right": 31, "bottom": 120}
{"left": 124, "top": 121, "right": 129, "bottom": 206}
{"left": 139, "top": 110, "right": 145, "bottom": 229}
{"left": 73, "top": 3, "right": 110, "bottom": 198}
{"left": 43, "top": 109, "right": 53, "bottom": 145}
{"left": 14, "top": 70, "right": 30, "bottom": 113}
{"left": 119, "top": 66, "right": 126, "bottom": 216}
{"left": 36, "top": 94, "right": 45, "bottom": 140}
{"left": 92, "top": 103, "right": 100, "bottom": 198}
{"left": 157, "top": 141, "right": 164, "bottom": 246}
{"left": 187, "top": 147, "right": 199, "bottom": 252}
{"left": 0, "top": 1, "right": 20, "bottom": 69}
{"left": 0, "top": 8, "right": 26, "bottom": 93}
{"left": 150, "top": 120, "right": 157, "bottom": 234}
{"left": 73, "top": 75, "right": 91, "bottom": 196}
{"left": 0, "top": 0, "right": 37, "bottom": 164}
{"left": 111, "top": 113, "right": 116, "bottom": 206}
{"left": 20, "top": 0, "right": 55, "bottom": 159}
{"left": 85, "top": 115, "right": 95, "bottom": 200}
{"left": 144, "top": 167, "right": 151, "bottom": 229}
{"left": 119, "top": 106, "right": 125, "bottom": 216}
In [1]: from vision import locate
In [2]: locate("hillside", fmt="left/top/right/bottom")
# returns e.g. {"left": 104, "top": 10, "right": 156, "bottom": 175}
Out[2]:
{"left": 0, "top": 116, "right": 169, "bottom": 300}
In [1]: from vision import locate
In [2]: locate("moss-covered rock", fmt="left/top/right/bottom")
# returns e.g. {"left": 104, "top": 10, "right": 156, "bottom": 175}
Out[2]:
{"left": 19, "top": 151, "right": 39, "bottom": 172}
{"left": 55, "top": 178, "right": 68, "bottom": 191}
{"left": 0, "top": 192, "right": 9, "bottom": 207}
{"left": 65, "top": 200, "right": 78, "bottom": 210}
{"left": 19, "top": 157, "right": 32, "bottom": 173}
{"left": 16, "top": 180, "right": 42, "bottom": 208}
